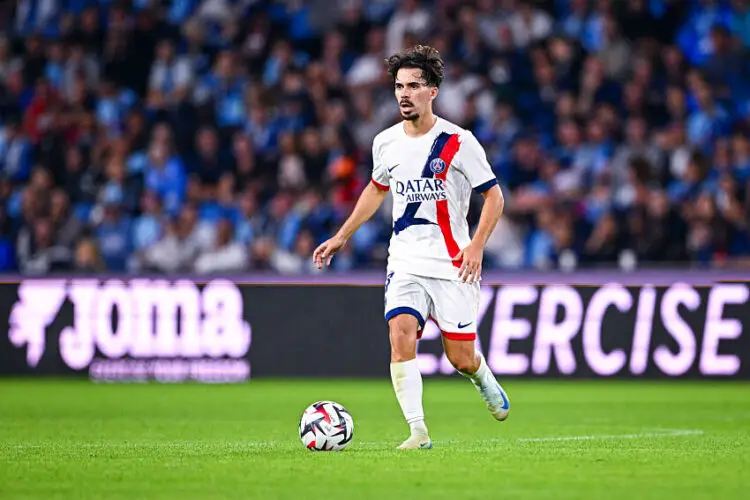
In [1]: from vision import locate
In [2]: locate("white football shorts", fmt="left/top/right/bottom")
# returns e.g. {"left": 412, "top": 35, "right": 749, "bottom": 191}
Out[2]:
{"left": 383, "top": 269, "right": 480, "bottom": 341}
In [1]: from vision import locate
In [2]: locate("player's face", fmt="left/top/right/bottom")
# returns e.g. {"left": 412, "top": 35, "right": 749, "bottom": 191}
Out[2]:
{"left": 394, "top": 68, "right": 438, "bottom": 121}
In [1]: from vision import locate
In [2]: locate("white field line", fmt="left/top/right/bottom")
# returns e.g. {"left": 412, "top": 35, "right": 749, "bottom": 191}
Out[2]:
{"left": 3, "top": 429, "right": 704, "bottom": 451}
{"left": 515, "top": 428, "right": 704, "bottom": 443}
{"left": 4, "top": 441, "right": 278, "bottom": 450}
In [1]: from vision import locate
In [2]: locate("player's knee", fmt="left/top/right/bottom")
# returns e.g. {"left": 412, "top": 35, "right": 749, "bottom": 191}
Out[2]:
{"left": 388, "top": 315, "right": 419, "bottom": 361}
{"left": 389, "top": 314, "right": 419, "bottom": 337}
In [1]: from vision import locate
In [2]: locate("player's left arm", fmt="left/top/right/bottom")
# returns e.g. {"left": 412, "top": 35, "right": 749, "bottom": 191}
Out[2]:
{"left": 454, "top": 132, "right": 505, "bottom": 284}
{"left": 456, "top": 185, "right": 504, "bottom": 283}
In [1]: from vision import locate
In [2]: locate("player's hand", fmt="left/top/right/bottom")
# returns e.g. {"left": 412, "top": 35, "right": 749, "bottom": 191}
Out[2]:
{"left": 455, "top": 243, "right": 483, "bottom": 284}
{"left": 313, "top": 235, "right": 347, "bottom": 269}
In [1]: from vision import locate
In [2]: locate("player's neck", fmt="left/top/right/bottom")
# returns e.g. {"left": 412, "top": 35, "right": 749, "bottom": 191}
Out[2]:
{"left": 403, "top": 112, "right": 438, "bottom": 138}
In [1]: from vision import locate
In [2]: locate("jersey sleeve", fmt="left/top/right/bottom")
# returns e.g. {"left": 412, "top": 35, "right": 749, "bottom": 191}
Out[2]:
{"left": 457, "top": 131, "right": 499, "bottom": 194}
{"left": 370, "top": 137, "right": 390, "bottom": 191}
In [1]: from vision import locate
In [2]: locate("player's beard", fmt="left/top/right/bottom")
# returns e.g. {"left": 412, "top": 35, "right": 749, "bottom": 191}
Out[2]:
{"left": 400, "top": 102, "right": 419, "bottom": 121}
{"left": 401, "top": 109, "right": 420, "bottom": 121}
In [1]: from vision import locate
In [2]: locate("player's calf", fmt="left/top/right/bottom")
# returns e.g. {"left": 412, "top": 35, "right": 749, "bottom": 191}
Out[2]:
{"left": 388, "top": 314, "right": 430, "bottom": 447}
{"left": 445, "top": 345, "right": 480, "bottom": 374}
{"left": 445, "top": 340, "right": 510, "bottom": 421}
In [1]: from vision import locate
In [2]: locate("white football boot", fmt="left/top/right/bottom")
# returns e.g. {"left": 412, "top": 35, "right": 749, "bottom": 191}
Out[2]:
{"left": 397, "top": 434, "right": 433, "bottom": 450}
{"left": 480, "top": 381, "right": 510, "bottom": 421}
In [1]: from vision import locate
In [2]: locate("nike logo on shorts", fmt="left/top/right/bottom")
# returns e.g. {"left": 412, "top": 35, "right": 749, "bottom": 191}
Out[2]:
{"left": 457, "top": 321, "right": 473, "bottom": 329}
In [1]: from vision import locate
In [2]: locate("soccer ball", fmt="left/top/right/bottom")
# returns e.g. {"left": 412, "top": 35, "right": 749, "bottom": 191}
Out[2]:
{"left": 299, "top": 401, "right": 354, "bottom": 451}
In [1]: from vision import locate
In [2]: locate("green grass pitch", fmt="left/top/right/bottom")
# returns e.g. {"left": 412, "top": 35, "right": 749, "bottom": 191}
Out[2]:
{"left": 1, "top": 379, "right": 748, "bottom": 499}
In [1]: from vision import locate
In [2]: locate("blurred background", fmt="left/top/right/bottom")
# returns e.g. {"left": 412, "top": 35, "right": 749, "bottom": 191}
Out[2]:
{"left": 1, "top": 5, "right": 748, "bottom": 494}
{"left": 1, "top": 0, "right": 750, "bottom": 276}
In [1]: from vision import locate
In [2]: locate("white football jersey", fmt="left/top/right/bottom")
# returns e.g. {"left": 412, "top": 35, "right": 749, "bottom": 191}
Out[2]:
{"left": 371, "top": 116, "right": 498, "bottom": 281}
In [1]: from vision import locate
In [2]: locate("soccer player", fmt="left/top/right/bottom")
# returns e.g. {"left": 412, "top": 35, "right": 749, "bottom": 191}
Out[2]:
{"left": 312, "top": 45, "right": 510, "bottom": 449}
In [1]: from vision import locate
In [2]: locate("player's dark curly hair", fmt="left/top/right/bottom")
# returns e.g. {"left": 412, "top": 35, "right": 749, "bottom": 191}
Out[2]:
{"left": 385, "top": 45, "right": 444, "bottom": 88}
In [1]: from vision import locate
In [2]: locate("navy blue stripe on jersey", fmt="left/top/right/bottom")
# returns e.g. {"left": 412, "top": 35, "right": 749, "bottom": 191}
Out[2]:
{"left": 419, "top": 132, "right": 452, "bottom": 178}
{"left": 473, "top": 178, "right": 498, "bottom": 194}
{"left": 393, "top": 132, "right": 452, "bottom": 235}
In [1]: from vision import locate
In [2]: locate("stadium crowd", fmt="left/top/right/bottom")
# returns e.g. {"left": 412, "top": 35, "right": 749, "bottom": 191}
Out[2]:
{"left": 1, "top": 0, "right": 750, "bottom": 275}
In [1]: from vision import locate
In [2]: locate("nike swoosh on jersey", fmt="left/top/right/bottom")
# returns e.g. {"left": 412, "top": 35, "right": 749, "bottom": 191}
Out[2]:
{"left": 387, "top": 164, "right": 400, "bottom": 172}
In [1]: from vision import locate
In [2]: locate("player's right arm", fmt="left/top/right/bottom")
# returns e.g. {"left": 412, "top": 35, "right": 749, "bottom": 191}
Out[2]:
{"left": 313, "top": 181, "right": 388, "bottom": 268}
{"left": 313, "top": 136, "right": 391, "bottom": 269}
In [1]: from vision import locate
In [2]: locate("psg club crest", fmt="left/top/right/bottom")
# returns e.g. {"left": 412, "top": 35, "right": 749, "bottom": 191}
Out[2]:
{"left": 429, "top": 158, "right": 446, "bottom": 175}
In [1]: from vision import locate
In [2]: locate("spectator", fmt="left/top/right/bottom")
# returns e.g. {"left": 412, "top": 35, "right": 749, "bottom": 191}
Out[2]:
{"left": 0, "top": 116, "right": 32, "bottom": 182}
{"left": 557, "top": 0, "right": 588, "bottom": 40}
{"left": 730, "top": 0, "right": 750, "bottom": 49}
{"left": 194, "top": 217, "right": 248, "bottom": 274}
{"left": 50, "top": 188, "right": 84, "bottom": 249}
{"left": 140, "top": 203, "right": 211, "bottom": 273}
{"left": 189, "top": 126, "right": 231, "bottom": 198}
{"left": 527, "top": 202, "right": 557, "bottom": 269}
{"left": 686, "top": 78, "right": 730, "bottom": 148}
{"left": 0, "top": 201, "right": 15, "bottom": 271}
{"left": 73, "top": 237, "right": 105, "bottom": 273}
{"left": 235, "top": 189, "right": 262, "bottom": 245}
{"left": 385, "top": 0, "right": 430, "bottom": 57}
{"left": 143, "top": 140, "right": 187, "bottom": 216}
{"left": 131, "top": 190, "right": 165, "bottom": 253}
{"left": 94, "top": 196, "right": 132, "bottom": 272}
{"left": 611, "top": 117, "right": 664, "bottom": 204}
{"left": 139, "top": 218, "right": 189, "bottom": 274}
{"left": 270, "top": 229, "right": 321, "bottom": 274}
{"left": 148, "top": 39, "right": 193, "bottom": 110}
{"left": 731, "top": 132, "right": 750, "bottom": 181}
{"left": 347, "top": 27, "right": 386, "bottom": 87}
{"left": 583, "top": 212, "right": 620, "bottom": 265}
{"left": 1, "top": 0, "right": 749, "bottom": 275}
{"left": 508, "top": 0, "right": 553, "bottom": 48}
{"left": 16, "top": 217, "right": 72, "bottom": 275}
{"left": 598, "top": 13, "right": 632, "bottom": 81}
